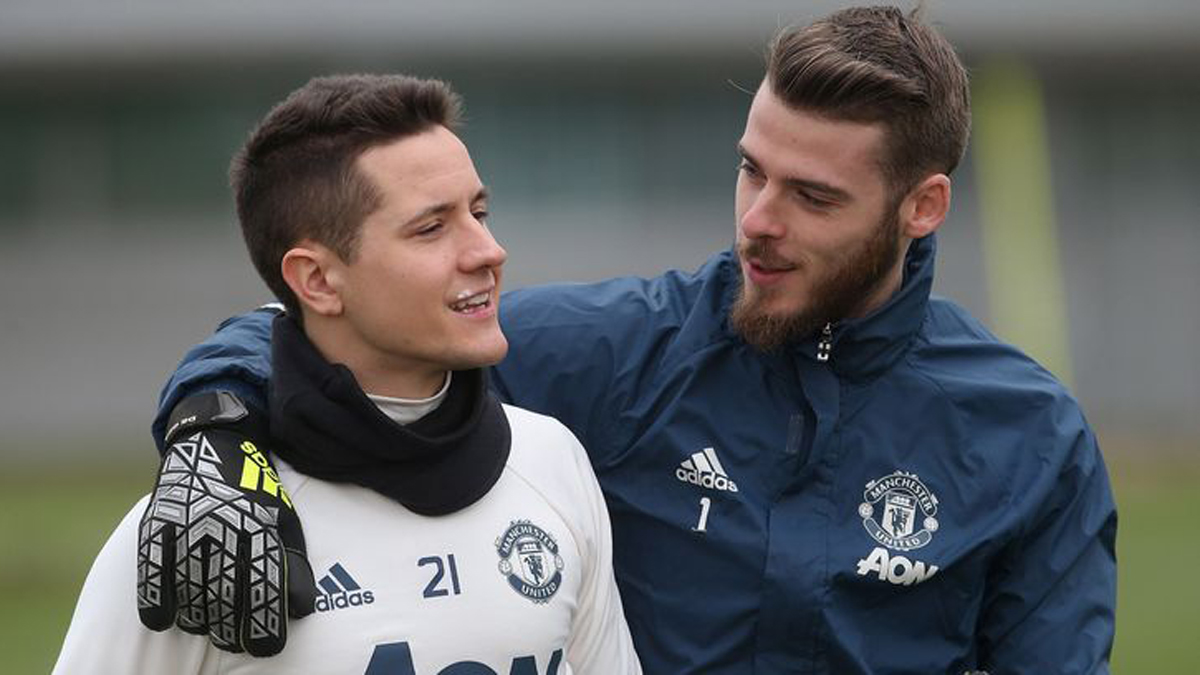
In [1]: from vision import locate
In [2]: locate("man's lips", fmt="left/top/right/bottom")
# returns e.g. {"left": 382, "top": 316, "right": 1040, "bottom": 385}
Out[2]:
{"left": 448, "top": 287, "right": 496, "bottom": 316}
{"left": 743, "top": 257, "right": 797, "bottom": 286}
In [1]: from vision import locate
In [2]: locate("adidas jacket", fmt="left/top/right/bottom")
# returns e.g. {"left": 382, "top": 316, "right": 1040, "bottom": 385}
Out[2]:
{"left": 149, "top": 234, "right": 1116, "bottom": 674}
{"left": 55, "top": 406, "right": 641, "bottom": 674}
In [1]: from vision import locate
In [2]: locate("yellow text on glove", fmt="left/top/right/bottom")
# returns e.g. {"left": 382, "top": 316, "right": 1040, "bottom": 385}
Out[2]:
{"left": 239, "top": 440, "right": 294, "bottom": 509}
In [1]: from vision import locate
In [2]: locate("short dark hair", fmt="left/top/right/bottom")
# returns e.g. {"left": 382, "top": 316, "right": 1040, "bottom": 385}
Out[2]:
{"left": 230, "top": 74, "right": 463, "bottom": 316}
{"left": 766, "top": 5, "right": 970, "bottom": 198}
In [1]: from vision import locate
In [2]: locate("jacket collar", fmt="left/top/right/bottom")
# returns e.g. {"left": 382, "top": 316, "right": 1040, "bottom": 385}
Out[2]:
{"left": 822, "top": 233, "right": 935, "bottom": 380}
{"left": 718, "top": 234, "right": 936, "bottom": 381}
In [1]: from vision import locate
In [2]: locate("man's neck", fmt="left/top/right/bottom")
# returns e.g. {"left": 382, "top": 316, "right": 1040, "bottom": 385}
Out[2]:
{"left": 846, "top": 259, "right": 906, "bottom": 321}
{"left": 301, "top": 313, "right": 448, "bottom": 399}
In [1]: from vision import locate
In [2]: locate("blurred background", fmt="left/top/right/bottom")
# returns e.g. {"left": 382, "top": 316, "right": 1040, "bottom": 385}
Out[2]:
{"left": 2, "top": 0, "right": 1196, "bottom": 671}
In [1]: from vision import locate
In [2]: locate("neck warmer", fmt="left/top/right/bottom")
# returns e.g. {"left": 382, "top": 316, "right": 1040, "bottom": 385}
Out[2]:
{"left": 267, "top": 314, "right": 511, "bottom": 516}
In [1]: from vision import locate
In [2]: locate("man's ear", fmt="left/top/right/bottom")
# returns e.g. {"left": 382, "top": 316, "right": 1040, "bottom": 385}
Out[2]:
{"left": 281, "top": 243, "right": 344, "bottom": 317}
{"left": 900, "top": 174, "right": 951, "bottom": 240}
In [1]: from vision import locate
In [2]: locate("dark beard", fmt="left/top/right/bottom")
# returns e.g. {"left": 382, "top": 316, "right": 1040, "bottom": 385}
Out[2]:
{"left": 730, "top": 208, "right": 901, "bottom": 352}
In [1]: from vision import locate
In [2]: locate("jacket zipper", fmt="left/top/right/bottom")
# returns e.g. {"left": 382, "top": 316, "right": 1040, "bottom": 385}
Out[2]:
{"left": 816, "top": 323, "right": 833, "bottom": 362}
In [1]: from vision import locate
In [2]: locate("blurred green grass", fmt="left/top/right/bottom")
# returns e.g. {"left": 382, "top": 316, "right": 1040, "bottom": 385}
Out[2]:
{"left": 3, "top": 450, "right": 1196, "bottom": 672}
{"left": 0, "top": 461, "right": 153, "bottom": 673}
{"left": 1107, "top": 454, "right": 1200, "bottom": 672}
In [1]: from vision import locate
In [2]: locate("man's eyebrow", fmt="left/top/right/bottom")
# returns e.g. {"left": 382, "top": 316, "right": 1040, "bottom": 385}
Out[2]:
{"left": 737, "top": 144, "right": 853, "bottom": 203}
{"left": 402, "top": 187, "right": 490, "bottom": 227}
{"left": 784, "top": 177, "right": 853, "bottom": 204}
{"left": 736, "top": 143, "right": 756, "bottom": 166}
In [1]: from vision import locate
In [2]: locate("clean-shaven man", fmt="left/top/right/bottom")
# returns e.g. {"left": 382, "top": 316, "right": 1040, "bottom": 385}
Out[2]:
{"left": 55, "top": 74, "right": 641, "bottom": 674}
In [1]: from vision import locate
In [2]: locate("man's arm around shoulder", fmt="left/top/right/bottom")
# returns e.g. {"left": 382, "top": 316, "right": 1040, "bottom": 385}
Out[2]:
{"left": 152, "top": 307, "right": 278, "bottom": 452}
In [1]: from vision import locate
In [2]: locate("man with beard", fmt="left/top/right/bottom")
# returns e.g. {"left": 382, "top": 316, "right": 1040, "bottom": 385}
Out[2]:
{"left": 133, "top": 6, "right": 1116, "bottom": 673}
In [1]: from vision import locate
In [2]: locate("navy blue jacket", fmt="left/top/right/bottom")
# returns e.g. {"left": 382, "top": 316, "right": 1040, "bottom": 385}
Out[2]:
{"left": 154, "top": 235, "right": 1116, "bottom": 674}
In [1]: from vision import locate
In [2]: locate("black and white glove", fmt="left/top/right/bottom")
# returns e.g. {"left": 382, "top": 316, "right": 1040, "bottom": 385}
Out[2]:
{"left": 137, "top": 390, "right": 315, "bottom": 656}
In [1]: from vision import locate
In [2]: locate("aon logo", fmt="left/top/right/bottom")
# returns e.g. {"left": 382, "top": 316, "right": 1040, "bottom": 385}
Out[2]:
{"left": 365, "top": 642, "right": 562, "bottom": 675}
{"left": 856, "top": 546, "right": 939, "bottom": 586}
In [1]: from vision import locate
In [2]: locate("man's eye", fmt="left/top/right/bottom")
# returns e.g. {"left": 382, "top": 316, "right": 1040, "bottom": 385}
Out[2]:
{"left": 473, "top": 210, "right": 490, "bottom": 223}
{"left": 798, "top": 192, "right": 835, "bottom": 210}
{"left": 416, "top": 222, "right": 444, "bottom": 236}
{"left": 737, "top": 161, "right": 760, "bottom": 177}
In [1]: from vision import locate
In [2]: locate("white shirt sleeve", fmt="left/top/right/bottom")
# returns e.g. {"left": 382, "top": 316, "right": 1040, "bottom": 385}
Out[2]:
{"left": 557, "top": 428, "right": 643, "bottom": 675}
{"left": 53, "top": 496, "right": 215, "bottom": 675}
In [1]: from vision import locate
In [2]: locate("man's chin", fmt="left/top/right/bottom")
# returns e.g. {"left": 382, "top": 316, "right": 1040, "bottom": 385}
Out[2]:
{"left": 448, "top": 338, "right": 509, "bottom": 371}
{"left": 730, "top": 299, "right": 820, "bottom": 352}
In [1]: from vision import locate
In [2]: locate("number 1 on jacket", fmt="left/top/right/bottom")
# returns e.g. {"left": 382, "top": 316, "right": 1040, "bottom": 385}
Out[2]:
{"left": 693, "top": 497, "right": 711, "bottom": 533}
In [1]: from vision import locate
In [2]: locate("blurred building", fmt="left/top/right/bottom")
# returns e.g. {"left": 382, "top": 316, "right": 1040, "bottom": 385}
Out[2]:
{"left": 1, "top": 0, "right": 1197, "bottom": 457}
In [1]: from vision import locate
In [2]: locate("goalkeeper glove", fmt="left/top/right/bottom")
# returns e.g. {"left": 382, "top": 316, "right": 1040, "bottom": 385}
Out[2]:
{"left": 137, "top": 390, "right": 315, "bottom": 656}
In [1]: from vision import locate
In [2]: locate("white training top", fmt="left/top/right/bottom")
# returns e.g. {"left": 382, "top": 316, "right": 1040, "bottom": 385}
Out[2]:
{"left": 54, "top": 405, "right": 642, "bottom": 675}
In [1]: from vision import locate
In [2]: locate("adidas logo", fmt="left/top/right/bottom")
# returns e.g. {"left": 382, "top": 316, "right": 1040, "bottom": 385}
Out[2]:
{"left": 676, "top": 447, "right": 738, "bottom": 492}
{"left": 315, "top": 562, "right": 375, "bottom": 612}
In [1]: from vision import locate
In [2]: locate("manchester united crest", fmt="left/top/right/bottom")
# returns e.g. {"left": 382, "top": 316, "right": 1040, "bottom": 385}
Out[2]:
{"left": 858, "top": 471, "right": 939, "bottom": 551}
{"left": 495, "top": 520, "right": 564, "bottom": 604}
